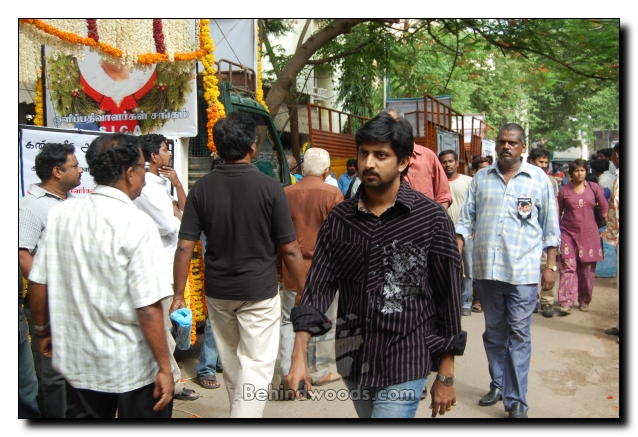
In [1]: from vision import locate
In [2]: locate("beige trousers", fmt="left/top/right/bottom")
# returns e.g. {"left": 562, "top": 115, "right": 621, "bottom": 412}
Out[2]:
{"left": 207, "top": 294, "right": 281, "bottom": 418}
{"left": 161, "top": 296, "right": 185, "bottom": 395}
{"left": 538, "top": 250, "right": 556, "bottom": 305}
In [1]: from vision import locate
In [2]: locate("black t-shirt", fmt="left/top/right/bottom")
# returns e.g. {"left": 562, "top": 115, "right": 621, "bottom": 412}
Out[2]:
{"left": 179, "top": 164, "right": 297, "bottom": 300}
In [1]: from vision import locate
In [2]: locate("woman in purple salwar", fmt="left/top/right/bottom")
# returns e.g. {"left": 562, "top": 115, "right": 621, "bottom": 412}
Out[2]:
{"left": 556, "top": 159, "right": 609, "bottom": 315}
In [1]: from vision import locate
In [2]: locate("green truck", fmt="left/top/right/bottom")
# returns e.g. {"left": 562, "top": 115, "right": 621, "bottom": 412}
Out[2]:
{"left": 213, "top": 59, "right": 291, "bottom": 186}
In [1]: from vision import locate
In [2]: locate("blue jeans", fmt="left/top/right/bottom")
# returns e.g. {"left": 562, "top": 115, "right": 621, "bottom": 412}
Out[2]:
{"left": 476, "top": 280, "right": 536, "bottom": 412}
{"left": 19, "top": 334, "right": 40, "bottom": 418}
{"left": 196, "top": 318, "right": 220, "bottom": 378}
{"left": 343, "top": 378, "right": 425, "bottom": 418}
{"left": 461, "top": 238, "right": 474, "bottom": 310}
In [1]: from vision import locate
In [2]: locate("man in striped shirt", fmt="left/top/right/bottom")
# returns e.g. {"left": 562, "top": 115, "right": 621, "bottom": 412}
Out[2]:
{"left": 286, "top": 112, "right": 465, "bottom": 418}
{"left": 456, "top": 123, "right": 560, "bottom": 418}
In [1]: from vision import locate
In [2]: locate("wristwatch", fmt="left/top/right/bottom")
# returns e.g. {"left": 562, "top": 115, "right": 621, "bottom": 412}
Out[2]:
{"left": 436, "top": 374, "right": 456, "bottom": 386}
{"left": 546, "top": 264, "right": 557, "bottom": 272}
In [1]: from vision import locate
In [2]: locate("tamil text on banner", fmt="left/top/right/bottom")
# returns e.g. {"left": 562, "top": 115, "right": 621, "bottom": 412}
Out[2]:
{"left": 44, "top": 47, "right": 197, "bottom": 137}
{"left": 19, "top": 126, "right": 181, "bottom": 199}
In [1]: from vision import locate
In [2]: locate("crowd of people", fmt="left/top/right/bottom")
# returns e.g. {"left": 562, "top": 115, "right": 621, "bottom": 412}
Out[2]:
{"left": 18, "top": 108, "right": 619, "bottom": 419}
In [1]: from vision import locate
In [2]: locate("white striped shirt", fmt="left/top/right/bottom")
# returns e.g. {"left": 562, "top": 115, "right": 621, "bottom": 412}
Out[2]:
{"left": 19, "top": 184, "right": 68, "bottom": 252}
{"left": 29, "top": 185, "right": 173, "bottom": 393}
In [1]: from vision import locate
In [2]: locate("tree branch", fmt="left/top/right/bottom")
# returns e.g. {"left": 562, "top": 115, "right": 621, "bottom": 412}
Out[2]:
{"left": 307, "top": 41, "right": 372, "bottom": 65}
{"left": 296, "top": 19, "right": 311, "bottom": 52}
{"left": 261, "top": 20, "right": 281, "bottom": 76}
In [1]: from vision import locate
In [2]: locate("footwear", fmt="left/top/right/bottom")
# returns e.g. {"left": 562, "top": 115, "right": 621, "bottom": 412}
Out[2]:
{"left": 478, "top": 387, "right": 502, "bottom": 406}
{"left": 461, "top": 308, "right": 471, "bottom": 316}
{"left": 472, "top": 302, "right": 483, "bottom": 313}
{"left": 508, "top": 401, "right": 528, "bottom": 418}
{"left": 605, "top": 327, "right": 620, "bottom": 336}
{"left": 174, "top": 388, "right": 199, "bottom": 401}
{"left": 216, "top": 366, "right": 224, "bottom": 373}
{"left": 557, "top": 305, "right": 572, "bottom": 315}
{"left": 420, "top": 387, "right": 428, "bottom": 400}
{"left": 579, "top": 303, "right": 589, "bottom": 312}
{"left": 195, "top": 375, "right": 220, "bottom": 389}
{"left": 541, "top": 304, "right": 555, "bottom": 318}
{"left": 313, "top": 372, "right": 341, "bottom": 386}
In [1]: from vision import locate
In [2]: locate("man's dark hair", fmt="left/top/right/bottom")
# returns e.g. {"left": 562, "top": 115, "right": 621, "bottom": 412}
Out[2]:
{"left": 35, "top": 142, "right": 75, "bottom": 181}
{"left": 139, "top": 134, "right": 167, "bottom": 162}
{"left": 613, "top": 142, "right": 619, "bottom": 154}
{"left": 568, "top": 158, "right": 588, "bottom": 176}
{"left": 86, "top": 134, "right": 142, "bottom": 186}
{"left": 590, "top": 159, "right": 610, "bottom": 174}
{"left": 597, "top": 148, "right": 612, "bottom": 159}
{"left": 347, "top": 158, "right": 358, "bottom": 170}
{"left": 528, "top": 147, "right": 550, "bottom": 161}
{"left": 498, "top": 123, "right": 526, "bottom": 145}
{"left": 213, "top": 112, "right": 257, "bottom": 162}
{"left": 355, "top": 112, "right": 414, "bottom": 177}
{"left": 472, "top": 156, "right": 490, "bottom": 170}
{"left": 486, "top": 155, "right": 493, "bottom": 164}
{"left": 438, "top": 149, "right": 458, "bottom": 161}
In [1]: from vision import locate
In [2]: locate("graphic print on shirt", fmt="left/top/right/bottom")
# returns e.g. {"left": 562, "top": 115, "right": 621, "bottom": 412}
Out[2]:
{"left": 517, "top": 197, "right": 532, "bottom": 227}
{"left": 376, "top": 240, "right": 427, "bottom": 314}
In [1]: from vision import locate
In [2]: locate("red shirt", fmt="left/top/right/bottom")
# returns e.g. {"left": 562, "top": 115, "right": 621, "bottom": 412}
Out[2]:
{"left": 404, "top": 143, "right": 453, "bottom": 206}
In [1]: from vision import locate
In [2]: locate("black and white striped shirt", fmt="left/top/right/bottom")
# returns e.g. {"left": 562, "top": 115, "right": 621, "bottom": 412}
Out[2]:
{"left": 292, "top": 180, "right": 466, "bottom": 388}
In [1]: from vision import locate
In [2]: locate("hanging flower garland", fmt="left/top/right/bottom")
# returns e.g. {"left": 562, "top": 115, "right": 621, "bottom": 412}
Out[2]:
{"left": 18, "top": 19, "right": 208, "bottom": 83}
{"left": 186, "top": 240, "right": 207, "bottom": 345}
{"left": 256, "top": 25, "right": 269, "bottom": 112}
{"left": 196, "top": 240, "right": 208, "bottom": 319}
{"left": 34, "top": 76, "right": 44, "bottom": 126}
{"left": 153, "top": 19, "right": 166, "bottom": 54}
{"left": 199, "top": 19, "right": 225, "bottom": 153}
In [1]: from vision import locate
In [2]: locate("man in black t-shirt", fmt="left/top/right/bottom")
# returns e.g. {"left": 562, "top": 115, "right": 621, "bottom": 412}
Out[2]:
{"left": 171, "top": 112, "right": 306, "bottom": 418}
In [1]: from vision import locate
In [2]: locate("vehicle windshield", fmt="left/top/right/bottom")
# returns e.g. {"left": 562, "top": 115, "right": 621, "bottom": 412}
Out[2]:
{"left": 249, "top": 112, "right": 286, "bottom": 184}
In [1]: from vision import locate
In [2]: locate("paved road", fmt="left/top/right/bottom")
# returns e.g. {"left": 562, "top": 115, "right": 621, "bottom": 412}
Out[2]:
{"left": 172, "top": 276, "right": 620, "bottom": 419}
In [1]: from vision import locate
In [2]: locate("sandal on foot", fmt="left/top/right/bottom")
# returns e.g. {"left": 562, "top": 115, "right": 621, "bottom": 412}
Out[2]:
{"left": 313, "top": 372, "right": 341, "bottom": 386}
{"left": 472, "top": 302, "right": 483, "bottom": 313}
{"left": 605, "top": 327, "right": 620, "bottom": 336}
{"left": 195, "top": 376, "right": 220, "bottom": 389}
{"left": 175, "top": 388, "right": 200, "bottom": 400}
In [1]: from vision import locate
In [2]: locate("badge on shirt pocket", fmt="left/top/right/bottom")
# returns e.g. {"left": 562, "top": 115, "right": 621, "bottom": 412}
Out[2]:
{"left": 517, "top": 198, "right": 532, "bottom": 227}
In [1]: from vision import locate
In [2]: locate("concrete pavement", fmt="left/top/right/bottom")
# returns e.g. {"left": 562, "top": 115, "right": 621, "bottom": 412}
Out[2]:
{"left": 172, "top": 276, "right": 620, "bottom": 419}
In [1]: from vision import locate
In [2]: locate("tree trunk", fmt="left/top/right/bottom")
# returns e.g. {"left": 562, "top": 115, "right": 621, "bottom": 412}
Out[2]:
{"left": 288, "top": 91, "right": 301, "bottom": 166}
{"left": 265, "top": 19, "right": 366, "bottom": 117}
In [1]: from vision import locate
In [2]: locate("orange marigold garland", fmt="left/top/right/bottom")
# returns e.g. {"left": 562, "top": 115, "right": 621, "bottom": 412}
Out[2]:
{"left": 196, "top": 240, "right": 208, "bottom": 318}
{"left": 200, "top": 19, "right": 225, "bottom": 152}
{"left": 34, "top": 76, "right": 44, "bottom": 126}
{"left": 185, "top": 241, "right": 208, "bottom": 345}
{"left": 19, "top": 19, "right": 207, "bottom": 68}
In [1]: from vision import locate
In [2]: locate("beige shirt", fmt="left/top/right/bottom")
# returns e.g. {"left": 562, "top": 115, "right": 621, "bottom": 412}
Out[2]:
{"left": 447, "top": 174, "right": 473, "bottom": 225}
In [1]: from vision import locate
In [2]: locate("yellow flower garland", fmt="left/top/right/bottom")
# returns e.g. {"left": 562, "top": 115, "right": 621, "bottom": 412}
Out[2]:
{"left": 199, "top": 19, "right": 225, "bottom": 152}
{"left": 34, "top": 76, "right": 44, "bottom": 126}
{"left": 256, "top": 26, "right": 268, "bottom": 112}
{"left": 185, "top": 240, "right": 208, "bottom": 346}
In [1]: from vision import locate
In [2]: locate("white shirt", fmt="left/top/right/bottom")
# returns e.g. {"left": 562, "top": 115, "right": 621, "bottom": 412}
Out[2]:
{"left": 325, "top": 174, "right": 339, "bottom": 187}
{"left": 29, "top": 185, "right": 172, "bottom": 393}
{"left": 597, "top": 171, "right": 616, "bottom": 191}
{"left": 134, "top": 172, "right": 180, "bottom": 283}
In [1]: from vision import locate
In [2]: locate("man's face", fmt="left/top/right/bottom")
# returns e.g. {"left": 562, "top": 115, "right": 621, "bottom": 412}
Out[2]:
{"left": 439, "top": 153, "right": 458, "bottom": 178}
{"left": 530, "top": 156, "right": 549, "bottom": 173}
{"left": 522, "top": 204, "right": 531, "bottom": 213}
{"left": 597, "top": 152, "right": 607, "bottom": 161}
{"left": 611, "top": 151, "right": 619, "bottom": 169}
{"left": 347, "top": 164, "right": 356, "bottom": 175}
{"left": 496, "top": 129, "right": 526, "bottom": 166}
{"left": 287, "top": 156, "right": 297, "bottom": 173}
{"left": 59, "top": 153, "right": 83, "bottom": 190}
{"left": 155, "top": 141, "right": 172, "bottom": 167}
{"left": 358, "top": 141, "right": 407, "bottom": 191}
{"left": 130, "top": 149, "right": 147, "bottom": 199}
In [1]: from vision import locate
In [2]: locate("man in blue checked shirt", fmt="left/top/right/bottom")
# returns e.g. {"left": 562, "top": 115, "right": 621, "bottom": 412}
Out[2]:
{"left": 456, "top": 123, "right": 560, "bottom": 419}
